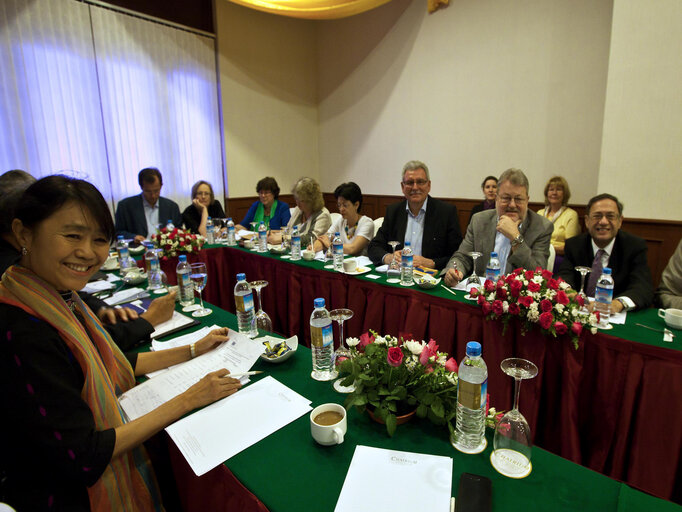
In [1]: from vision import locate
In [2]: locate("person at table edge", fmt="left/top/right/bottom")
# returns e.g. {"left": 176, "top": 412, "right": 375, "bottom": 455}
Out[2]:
{"left": 443, "top": 168, "right": 553, "bottom": 285}
{"left": 114, "top": 167, "right": 182, "bottom": 243}
{"left": 556, "top": 193, "right": 654, "bottom": 312}
{"left": 182, "top": 180, "right": 225, "bottom": 237}
{"left": 656, "top": 237, "right": 682, "bottom": 309}
{"left": 0, "top": 170, "right": 175, "bottom": 351}
{"left": 235, "top": 176, "right": 291, "bottom": 232}
{"left": 367, "top": 160, "right": 462, "bottom": 271}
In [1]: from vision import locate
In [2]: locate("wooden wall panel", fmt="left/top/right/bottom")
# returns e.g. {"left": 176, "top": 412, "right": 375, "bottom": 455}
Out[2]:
{"left": 228, "top": 192, "right": 682, "bottom": 286}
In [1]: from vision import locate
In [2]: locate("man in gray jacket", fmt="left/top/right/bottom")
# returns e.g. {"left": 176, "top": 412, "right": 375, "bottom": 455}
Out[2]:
{"left": 443, "top": 168, "right": 553, "bottom": 286}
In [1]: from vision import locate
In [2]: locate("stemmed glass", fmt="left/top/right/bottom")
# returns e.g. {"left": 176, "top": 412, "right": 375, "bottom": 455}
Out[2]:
{"left": 491, "top": 358, "right": 538, "bottom": 479}
{"left": 250, "top": 280, "right": 273, "bottom": 334}
{"left": 189, "top": 262, "right": 211, "bottom": 317}
{"left": 575, "top": 266, "right": 591, "bottom": 313}
{"left": 330, "top": 308, "right": 354, "bottom": 393}
{"left": 387, "top": 241, "right": 401, "bottom": 283}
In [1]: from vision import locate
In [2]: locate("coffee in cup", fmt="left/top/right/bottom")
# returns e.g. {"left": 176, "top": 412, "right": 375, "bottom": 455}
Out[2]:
{"left": 310, "top": 403, "right": 346, "bottom": 445}
{"left": 343, "top": 259, "right": 357, "bottom": 273}
{"left": 658, "top": 308, "right": 682, "bottom": 330}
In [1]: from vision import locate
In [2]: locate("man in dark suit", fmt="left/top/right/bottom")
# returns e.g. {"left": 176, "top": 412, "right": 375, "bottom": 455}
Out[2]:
{"left": 443, "top": 168, "right": 553, "bottom": 285}
{"left": 115, "top": 167, "right": 182, "bottom": 242}
{"left": 368, "top": 160, "right": 462, "bottom": 270}
{"left": 557, "top": 193, "right": 654, "bottom": 312}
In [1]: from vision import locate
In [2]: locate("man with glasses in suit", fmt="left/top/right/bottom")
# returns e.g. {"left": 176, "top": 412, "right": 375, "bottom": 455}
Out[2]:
{"left": 556, "top": 193, "right": 654, "bottom": 312}
{"left": 368, "top": 160, "right": 462, "bottom": 271}
{"left": 443, "top": 168, "right": 553, "bottom": 286}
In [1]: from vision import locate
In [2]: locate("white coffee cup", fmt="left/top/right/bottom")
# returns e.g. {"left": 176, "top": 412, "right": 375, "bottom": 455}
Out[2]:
{"left": 310, "top": 403, "right": 346, "bottom": 446}
{"left": 658, "top": 308, "right": 682, "bottom": 330}
{"left": 343, "top": 259, "right": 357, "bottom": 273}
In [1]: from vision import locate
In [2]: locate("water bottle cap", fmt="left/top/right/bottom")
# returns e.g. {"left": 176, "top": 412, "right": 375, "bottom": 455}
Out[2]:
{"left": 404, "top": 240, "right": 411, "bottom": 246}
{"left": 207, "top": 217, "right": 212, "bottom": 221}
{"left": 335, "top": 232, "right": 340, "bottom": 237}
{"left": 603, "top": 267, "right": 612, "bottom": 275}
{"left": 179, "top": 255, "right": 187, "bottom": 262}
{"left": 260, "top": 221, "right": 265, "bottom": 225}
{"left": 314, "top": 298, "right": 325, "bottom": 308}
{"left": 236, "top": 273, "right": 246, "bottom": 281}
{"left": 117, "top": 235, "right": 123, "bottom": 240}
{"left": 490, "top": 252, "right": 498, "bottom": 258}
{"left": 167, "top": 219, "right": 172, "bottom": 223}
{"left": 228, "top": 217, "right": 232, "bottom": 221}
{"left": 466, "top": 341, "right": 482, "bottom": 357}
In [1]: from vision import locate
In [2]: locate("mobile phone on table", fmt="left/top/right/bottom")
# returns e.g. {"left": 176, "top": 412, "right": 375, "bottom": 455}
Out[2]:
{"left": 455, "top": 472, "right": 492, "bottom": 512}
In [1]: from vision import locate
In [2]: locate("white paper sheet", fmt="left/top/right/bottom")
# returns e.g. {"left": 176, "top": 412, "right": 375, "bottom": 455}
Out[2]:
{"left": 150, "top": 311, "right": 197, "bottom": 339}
{"left": 354, "top": 255, "right": 373, "bottom": 268}
{"left": 104, "top": 287, "right": 148, "bottom": 305}
{"left": 81, "top": 280, "right": 115, "bottom": 294}
{"left": 151, "top": 325, "right": 214, "bottom": 352}
{"left": 118, "top": 330, "right": 264, "bottom": 421}
{"left": 166, "top": 376, "right": 312, "bottom": 476}
{"left": 335, "top": 446, "right": 453, "bottom": 512}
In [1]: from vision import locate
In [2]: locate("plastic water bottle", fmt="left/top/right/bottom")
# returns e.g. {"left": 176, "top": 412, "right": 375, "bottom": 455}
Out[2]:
{"left": 594, "top": 267, "right": 614, "bottom": 328}
{"left": 454, "top": 341, "right": 488, "bottom": 453}
{"left": 143, "top": 242, "right": 158, "bottom": 273}
{"left": 332, "top": 232, "right": 344, "bottom": 271}
{"left": 310, "top": 298, "right": 336, "bottom": 381}
{"left": 226, "top": 218, "right": 236, "bottom": 246}
{"left": 234, "top": 273, "right": 257, "bottom": 337}
{"left": 400, "top": 240, "right": 414, "bottom": 286}
{"left": 116, "top": 235, "right": 133, "bottom": 272}
{"left": 166, "top": 219, "right": 175, "bottom": 230}
{"left": 485, "top": 252, "right": 501, "bottom": 283}
{"left": 258, "top": 221, "right": 267, "bottom": 253}
{"left": 206, "top": 217, "right": 215, "bottom": 244}
{"left": 291, "top": 226, "right": 301, "bottom": 261}
{"left": 176, "top": 254, "right": 194, "bottom": 307}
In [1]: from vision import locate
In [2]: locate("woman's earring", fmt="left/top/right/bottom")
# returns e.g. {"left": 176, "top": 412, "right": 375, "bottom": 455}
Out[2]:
{"left": 21, "top": 247, "right": 28, "bottom": 256}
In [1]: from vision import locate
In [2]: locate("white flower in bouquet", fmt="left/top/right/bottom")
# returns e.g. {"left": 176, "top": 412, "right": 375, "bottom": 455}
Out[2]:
{"left": 404, "top": 340, "right": 424, "bottom": 355}
{"left": 346, "top": 337, "right": 360, "bottom": 347}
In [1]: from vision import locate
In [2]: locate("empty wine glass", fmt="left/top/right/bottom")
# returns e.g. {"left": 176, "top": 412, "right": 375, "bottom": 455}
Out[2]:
{"left": 490, "top": 358, "right": 538, "bottom": 479}
{"left": 575, "top": 266, "right": 591, "bottom": 313}
{"left": 330, "top": 308, "right": 354, "bottom": 393}
{"left": 387, "top": 241, "right": 401, "bottom": 283}
{"left": 250, "top": 280, "right": 273, "bottom": 334}
{"left": 189, "top": 262, "right": 211, "bottom": 317}
{"left": 248, "top": 222, "right": 259, "bottom": 251}
{"left": 325, "top": 228, "right": 335, "bottom": 261}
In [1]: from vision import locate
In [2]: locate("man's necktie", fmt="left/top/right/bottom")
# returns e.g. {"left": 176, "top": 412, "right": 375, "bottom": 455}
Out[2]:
{"left": 585, "top": 249, "right": 605, "bottom": 297}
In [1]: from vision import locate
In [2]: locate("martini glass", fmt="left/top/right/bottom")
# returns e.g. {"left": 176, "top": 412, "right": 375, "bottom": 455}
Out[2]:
{"left": 491, "top": 358, "right": 538, "bottom": 479}
{"left": 250, "top": 280, "right": 273, "bottom": 334}
{"left": 387, "top": 241, "right": 401, "bottom": 283}
{"left": 189, "top": 262, "right": 211, "bottom": 317}
{"left": 330, "top": 308, "right": 354, "bottom": 393}
{"left": 249, "top": 222, "right": 259, "bottom": 250}
{"left": 575, "top": 266, "right": 591, "bottom": 313}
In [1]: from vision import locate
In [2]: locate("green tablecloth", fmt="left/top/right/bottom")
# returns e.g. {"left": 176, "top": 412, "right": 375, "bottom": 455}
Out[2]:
{"left": 160, "top": 302, "right": 680, "bottom": 512}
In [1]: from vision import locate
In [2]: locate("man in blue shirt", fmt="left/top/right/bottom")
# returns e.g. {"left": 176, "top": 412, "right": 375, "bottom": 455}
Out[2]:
{"left": 115, "top": 167, "right": 182, "bottom": 242}
{"left": 368, "top": 160, "right": 462, "bottom": 271}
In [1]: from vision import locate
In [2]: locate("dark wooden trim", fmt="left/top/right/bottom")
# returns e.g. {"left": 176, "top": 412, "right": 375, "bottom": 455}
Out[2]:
{"left": 230, "top": 192, "right": 682, "bottom": 286}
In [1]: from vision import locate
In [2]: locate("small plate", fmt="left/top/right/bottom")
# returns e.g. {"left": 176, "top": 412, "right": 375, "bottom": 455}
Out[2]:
{"left": 101, "top": 260, "right": 120, "bottom": 271}
{"left": 269, "top": 245, "right": 288, "bottom": 255}
{"left": 416, "top": 276, "right": 442, "bottom": 289}
{"left": 129, "top": 245, "right": 145, "bottom": 255}
{"left": 123, "top": 272, "right": 147, "bottom": 285}
{"left": 343, "top": 266, "right": 371, "bottom": 275}
{"left": 259, "top": 335, "right": 298, "bottom": 363}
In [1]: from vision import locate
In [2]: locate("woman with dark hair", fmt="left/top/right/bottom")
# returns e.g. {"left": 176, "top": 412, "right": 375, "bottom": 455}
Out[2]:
{"left": 537, "top": 175, "right": 580, "bottom": 256}
{"left": 313, "top": 182, "right": 374, "bottom": 256}
{"left": 469, "top": 175, "right": 498, "bottom": 223}
{"left": 0, "top": 175, "right": 241, "bottom": 511}
{"left": 182, "top": 180, "right": 226, "bottom": 236}
{"left": 235, "top": 177, "right": 291, "bottom": 232}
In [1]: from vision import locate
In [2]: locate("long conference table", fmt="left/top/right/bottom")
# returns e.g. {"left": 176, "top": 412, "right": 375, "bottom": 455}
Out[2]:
{"left": 152, "top": 244, "right": 682, "bottom": 504}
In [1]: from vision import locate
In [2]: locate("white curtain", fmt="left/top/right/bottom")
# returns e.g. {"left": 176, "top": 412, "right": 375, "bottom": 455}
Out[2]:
{"left": 0, "top": 0, "right": 224, "bottom": 212}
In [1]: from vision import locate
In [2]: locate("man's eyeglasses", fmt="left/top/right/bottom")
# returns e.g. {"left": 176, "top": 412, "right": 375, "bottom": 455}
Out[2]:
{"left": 588, "top": 212, "right": 619, "bottom": 221}
{"left": 402, "top": 179, "right": 429, "bottom": 187}
{"left": 498, "top": 195, "right": 527, "bottom": 205}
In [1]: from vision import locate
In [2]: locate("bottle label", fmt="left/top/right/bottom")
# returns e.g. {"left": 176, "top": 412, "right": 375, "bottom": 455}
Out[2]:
{"left": 595, "top": 285, "right": 613, "bottom": 304}
{"left": 333, "top": 243, "right": 343, "bottom": 255}
{"left": 485, "top": 268, "right": 500, "bottom": 281}
{"left": 458, "top": 377, "right": 487, "bottom": 410}
{"left": 311, "top": 323, "right": 333, "bottom": 348}
{"left": 120, "top": 248, "right": 129, "bottom": 259}
{"left": 235, "top": 293, "right": 254, "bottom": 313}
{"left": 180, "top": 273, "right": 191, "bottom": 287}
{"left": 150, "top": 260, "right": 158, "bottom": 272}
{"left": 402, "top": 254, "right": 413, "bottom": 267}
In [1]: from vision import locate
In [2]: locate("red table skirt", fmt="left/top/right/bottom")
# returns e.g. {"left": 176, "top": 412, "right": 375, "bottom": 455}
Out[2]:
{"left": 159, "top": 247, "right": 682, "bottom": 502}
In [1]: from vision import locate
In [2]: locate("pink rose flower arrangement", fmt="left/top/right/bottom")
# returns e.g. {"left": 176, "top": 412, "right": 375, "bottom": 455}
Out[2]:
{"left": 151, "top": 227, "right": 204, "bottom": 258}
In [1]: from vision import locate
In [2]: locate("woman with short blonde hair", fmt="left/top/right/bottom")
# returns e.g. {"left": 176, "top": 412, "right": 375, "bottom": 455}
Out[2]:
{"left": 538, "top": 175, "right": 580, "bottom": 256}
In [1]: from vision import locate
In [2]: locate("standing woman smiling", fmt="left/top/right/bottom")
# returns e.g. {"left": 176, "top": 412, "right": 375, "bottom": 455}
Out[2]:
{"left": 0, "top": 176, "right": 241, "bottom": 511}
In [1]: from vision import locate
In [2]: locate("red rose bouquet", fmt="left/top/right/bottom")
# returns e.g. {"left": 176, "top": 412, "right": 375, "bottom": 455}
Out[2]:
{"left": 151, "top": 227, "right": 204, "bottom": 258}
{"left": 470, "top": 267, "right": 598, "bottom": 348}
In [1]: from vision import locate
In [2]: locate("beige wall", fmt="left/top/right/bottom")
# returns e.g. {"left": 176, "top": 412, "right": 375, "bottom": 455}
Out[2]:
{"left": 317, "top": 0, "right": 613, "bottom": 204}
{"left": 215, "top": 1, "right": 318, "bottom": 198}
{"left": 599, "top": 0, "right": 682, "bottom": 221}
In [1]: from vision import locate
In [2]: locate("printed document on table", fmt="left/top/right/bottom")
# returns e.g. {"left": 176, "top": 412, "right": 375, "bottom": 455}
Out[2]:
{"left": 166, "top": 376, "right": 312, "bottom": 476}
{"left": 335, "top": 445, "right": 452, "bottom": 512}
{"left": 118, "top": 330, "right": 264, "bottom": 421}
{"left": 150, "top": 311, "right": 198, "bottom": 339}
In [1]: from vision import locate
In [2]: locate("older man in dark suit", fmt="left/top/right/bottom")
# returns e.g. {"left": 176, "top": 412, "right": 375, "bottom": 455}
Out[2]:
{"left": 115, "top": 167, "right": 182, "bottom": 242}
{"left": 443, "top": 168, "right": 553, "bottom": 286}
{"left": 557, "top": 193, "right": 653, "bottom": 312}
{"left": 368, "top": 160, "right": 462, "bottom": 271}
